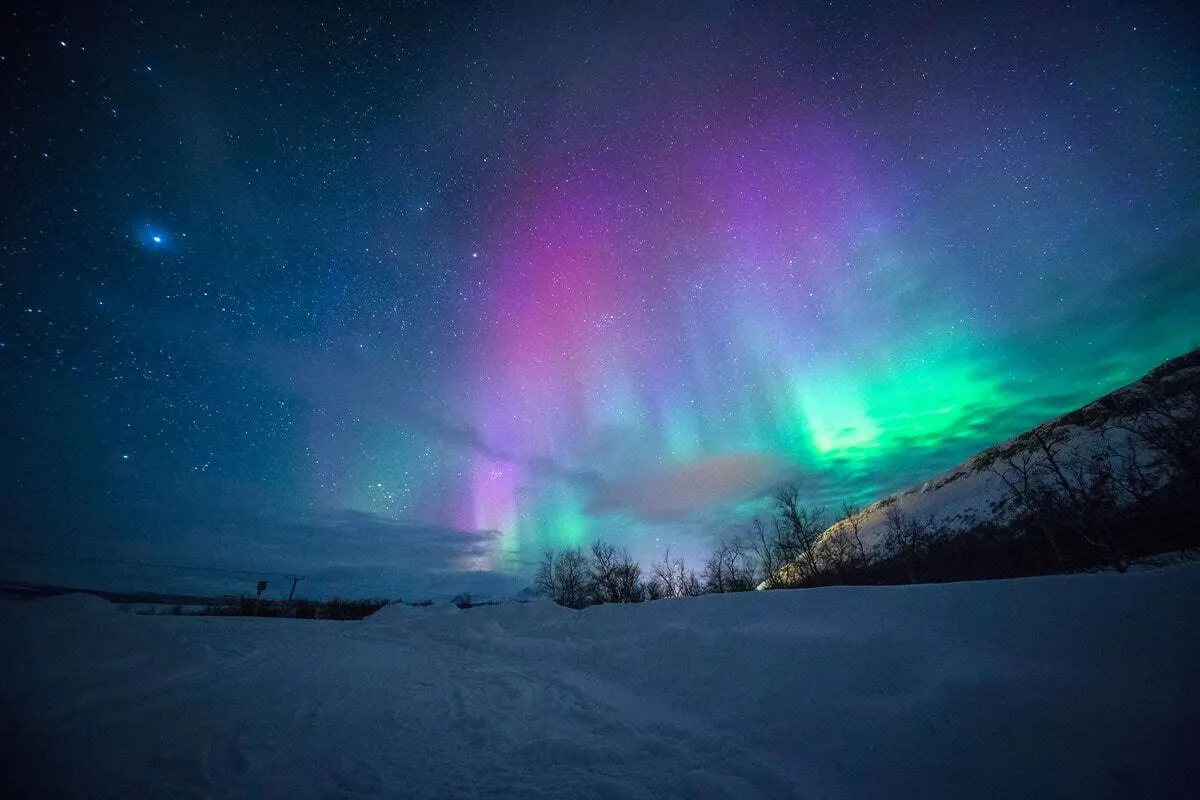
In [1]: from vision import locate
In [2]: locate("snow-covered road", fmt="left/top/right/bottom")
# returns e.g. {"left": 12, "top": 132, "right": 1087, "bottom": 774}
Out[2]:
{"left": 4, "top": 564, "right": 1199, "bottom": 798}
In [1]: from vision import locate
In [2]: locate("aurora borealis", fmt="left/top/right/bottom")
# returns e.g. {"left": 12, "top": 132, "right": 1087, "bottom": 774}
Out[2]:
{"left": 3, "top": 1, "right": 1198, "bottom": 597}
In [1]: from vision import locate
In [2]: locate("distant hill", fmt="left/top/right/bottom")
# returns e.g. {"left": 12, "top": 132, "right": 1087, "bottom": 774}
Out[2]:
{"left": 0, "top": 580, "right": 231, "bottom": 607}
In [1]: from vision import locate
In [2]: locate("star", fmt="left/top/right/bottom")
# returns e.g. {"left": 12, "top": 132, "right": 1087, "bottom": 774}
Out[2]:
{"left": 136, "top": 224, "right": 170, "bottom": 250}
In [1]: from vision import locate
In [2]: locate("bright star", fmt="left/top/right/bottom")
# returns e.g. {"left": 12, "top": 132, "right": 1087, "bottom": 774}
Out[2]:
{"left": 137, "top": 224, "right": 171, "bottom": 249}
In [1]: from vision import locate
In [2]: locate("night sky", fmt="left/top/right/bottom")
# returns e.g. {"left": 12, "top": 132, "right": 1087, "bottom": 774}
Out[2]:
{"left": 3, "top": 1, "right": 1198, "bottom": 598}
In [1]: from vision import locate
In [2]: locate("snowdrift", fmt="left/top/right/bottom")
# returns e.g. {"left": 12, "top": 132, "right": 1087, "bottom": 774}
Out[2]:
{"left": 3, "top": 565, "right": 1198, "bottom": 798}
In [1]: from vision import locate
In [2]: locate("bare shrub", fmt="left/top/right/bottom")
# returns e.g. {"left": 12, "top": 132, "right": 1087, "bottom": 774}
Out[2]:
{"left": 988, "top": 427, "right": 1130, "bottom": 571}
{"left": 588, "top": 541, "right": 644, "bottom": 603}
{"left": 882, "top": 506, "right": 935, "bottom": 584}
{"left": 750, "top": 518, "right": 784, "bottom": 589}
{"left": 770, "top": 486, "right": 827, "bottom": 586}
{"left": 535, "top": 547, "right": 591, "bottom": 609}
{"left": 649, "top": 549, "right": 703, "bottom": 598}
{"left": 703, "top": 537, "right": 758, "bottom": 593}
{"left": 814, "top": 503, "right": 872, "bottom": 582}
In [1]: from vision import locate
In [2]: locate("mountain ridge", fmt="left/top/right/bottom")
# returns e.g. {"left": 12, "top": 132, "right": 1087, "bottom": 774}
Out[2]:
{"left": 820, "top": 346, "right": 1200, "bottom": 554}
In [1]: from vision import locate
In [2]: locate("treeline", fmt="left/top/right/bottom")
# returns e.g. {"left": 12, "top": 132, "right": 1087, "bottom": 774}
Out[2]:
{"left": 195, "top": 596, "right": 391, "bottom": 620}
{"left": 537, "top": 369, "right": 1200, "bottom": 607}
{"left": 955, "top": 385, "right": 1200, "bottom": 579}
{"left": 534, "top": 492, "right": 879, "bottom": 608}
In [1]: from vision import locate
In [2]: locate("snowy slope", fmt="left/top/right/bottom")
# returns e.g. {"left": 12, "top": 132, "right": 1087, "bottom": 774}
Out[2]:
{"left": 832, "top": 348, "right": 1200, "bottom": 552}
{"left": 3, "top": 564, "right": 1199, "bottom": 798}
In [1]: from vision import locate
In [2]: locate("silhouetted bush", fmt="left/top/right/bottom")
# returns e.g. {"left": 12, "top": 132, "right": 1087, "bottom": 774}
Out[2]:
{"left": 536, "top": 547, "right": 591, "bottom": 608}
{"left": 648, "top": 548, "right": 703, "bottom": 598}
{"left": 198, "top": 596, "right": 389, "bottom": 620}
{"left": 321, "top": 598, "right": 389, "bottom": 620}
{"left": 588, "top": 541, "right": 645, "bottom": 603}
{"left": 703, "top": 537, "right": 758, "bottom": 593}
{"left": 537, "top": 541, "right": 649, "bottom": 607}
{"left": 749, "top": 446, "right": 1199, "bottom": 592}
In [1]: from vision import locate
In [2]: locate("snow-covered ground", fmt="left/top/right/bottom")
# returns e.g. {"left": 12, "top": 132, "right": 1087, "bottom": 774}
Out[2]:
{"left": 4, "top": 565, "right": 1198, "bottom": 799}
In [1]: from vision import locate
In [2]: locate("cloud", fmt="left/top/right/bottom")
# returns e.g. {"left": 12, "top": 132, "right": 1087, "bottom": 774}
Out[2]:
{"left": 587, "top": 452, "right": 791, "bottom": 523}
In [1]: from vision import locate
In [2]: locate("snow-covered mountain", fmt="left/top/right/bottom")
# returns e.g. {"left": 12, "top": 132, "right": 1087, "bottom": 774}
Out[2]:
{"left": 825, "top": 347, "right": 1200, "bottom": 553}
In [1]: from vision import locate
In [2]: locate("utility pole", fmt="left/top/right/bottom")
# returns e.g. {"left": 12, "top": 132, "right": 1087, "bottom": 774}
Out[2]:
{"left": 287, "top": 575, "right": 304, "bottom": 601}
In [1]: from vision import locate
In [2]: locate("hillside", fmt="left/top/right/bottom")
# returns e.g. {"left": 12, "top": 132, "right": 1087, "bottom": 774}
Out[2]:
{"left": 821, "top": 347, "right": 1200, "bottom": 556}
{"left": 0, "top": 580, "right": 232, "bottom": 607}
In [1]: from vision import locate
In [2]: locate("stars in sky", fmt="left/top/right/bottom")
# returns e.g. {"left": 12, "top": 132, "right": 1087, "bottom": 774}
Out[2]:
{"left": 0, "top": 1, "right": 1197, "bottom": 591}
{"left": 136, "top": 224, "right": 174, "bottom": 250}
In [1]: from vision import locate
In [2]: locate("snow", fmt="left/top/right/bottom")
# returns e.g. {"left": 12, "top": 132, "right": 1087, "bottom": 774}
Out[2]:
{"left": 839, "top": 350, "right": 1200, "bottom": 552}
{"left": 4, "top": 565, "right": 1199, "bottom": 798}
{"left": 833, "top": 418, "right": 1161, "bottom": 554}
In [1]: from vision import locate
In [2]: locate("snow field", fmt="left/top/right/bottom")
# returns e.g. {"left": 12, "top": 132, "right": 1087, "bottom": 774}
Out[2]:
{"left": 3, "top": 564, "right": 1198, "bottom": 798}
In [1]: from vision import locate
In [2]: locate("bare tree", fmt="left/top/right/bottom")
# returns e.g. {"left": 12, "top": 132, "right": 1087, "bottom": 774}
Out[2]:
{"left": 588, "top": 541, "right": 619, "bottom": 603}
{"left": 772, "top": 485, "right": 826, "bottom": 585}
{"left": 674, "top": 560, "right": 704, "bottom": 597}
{"left": 650, "top": 549, "right": 675, "bottom": 598}
{"left": 535, "top": 547, "right": 591, "bottom": 608}
{"left": 612, "top": 561, "right": 644, "bottom": 602}
{"left": 1063, "top": 449, "right": 1128, "bottom": 570}
{"left": 1103, "top": 430, "right": 1158, "bottom": 508}
{"left": 987, "top": 444, "right": 1068, "bottom": 569}
{"left": 702, "top": 548, "right": 728, "bottom": 594}
{"left": 751, "top": 518, "right": 784, "bottom": 589}
{"left": 987, "top": 426, "right": 1130, "bottom": 571}
{"left": 703, "top": 537, "right": 758, "bottom": 593}
{"left": 535, "top": 550, "right": 555, "bottom": 597}
{"left": 882, "top": 505, "right": 934, "bottom": 584}
{"left": 588, "top": 541, "right": 643, "bottom": 603}
{"left": 1109, "top": 396, "right": 1200, "bottom": 554}
{"left": 814, "top": 503, "right": 872, "bottom": 581}
{"left": 1119, "top": 390, "right": 1200, "bottom": 501}
{"left": 840, "top": 502, "right": 869, "bottom": 565}
{"left": 650, "top": 548, "right": 703, "bottom": 598}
